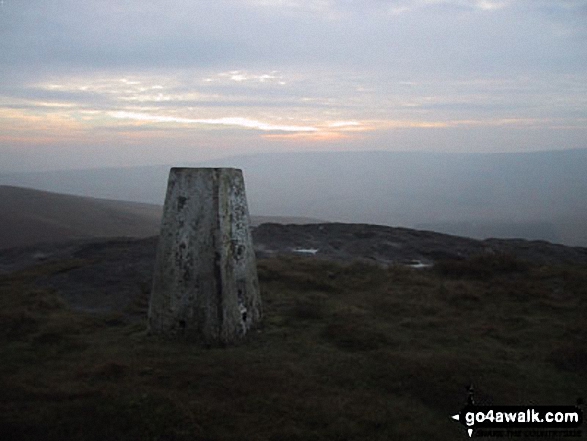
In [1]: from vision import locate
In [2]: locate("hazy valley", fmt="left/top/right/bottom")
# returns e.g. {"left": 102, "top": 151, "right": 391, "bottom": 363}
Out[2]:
{"left": 2, "top": 149, "right": 586, "bottom": 247}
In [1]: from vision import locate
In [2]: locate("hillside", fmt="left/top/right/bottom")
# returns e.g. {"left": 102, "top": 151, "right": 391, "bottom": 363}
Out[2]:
{"left": 0, "top": 186, "right": 163, "bottom": 249}
{"left": 0, "top": 186, "right": 325, "bottom": 250}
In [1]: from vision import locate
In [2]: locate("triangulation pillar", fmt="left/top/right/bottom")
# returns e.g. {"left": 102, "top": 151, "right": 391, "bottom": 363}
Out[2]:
{"left": 148, "top": 168, "right": 262, "bottom": 345}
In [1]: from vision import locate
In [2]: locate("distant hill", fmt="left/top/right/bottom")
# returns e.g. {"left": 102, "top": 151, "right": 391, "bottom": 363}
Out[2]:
{"left": 1, "top": 149, "right": 586, "bottom": 246}
{"left": 0, "top": 186, "right": 163, "bottom": 249}
{"left": 0, "top": 186, "right": 323, "bottom": 249}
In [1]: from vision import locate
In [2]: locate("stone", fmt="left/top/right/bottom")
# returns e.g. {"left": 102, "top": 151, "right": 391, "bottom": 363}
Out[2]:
{"left": 148, "top": 168, "right": 262, "bottom": 345}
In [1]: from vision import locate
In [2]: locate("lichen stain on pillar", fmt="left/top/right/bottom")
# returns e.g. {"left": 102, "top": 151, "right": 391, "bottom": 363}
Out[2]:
{"left": 148, "top": 168, "right": 262, "bottom": 345}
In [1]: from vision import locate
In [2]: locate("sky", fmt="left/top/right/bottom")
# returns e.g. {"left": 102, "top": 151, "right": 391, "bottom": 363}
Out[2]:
{"left": 1, "top": 0, "right": 586, "bottom": 171}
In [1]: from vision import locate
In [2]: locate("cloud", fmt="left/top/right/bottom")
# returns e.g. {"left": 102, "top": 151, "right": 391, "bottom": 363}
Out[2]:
{"left": 1, "top": 0, "right": 586, "bottom": 170}
{"left": 328, "top": 121, "right": 361, "bottom": 128}
{"left": 475, "top": 0, "right": 508, "bottom": 11}
{"left": 109, "top": 111, "right": 318, "bottom": 132}
{"left": 213, "top": 71, "right": 285, "bottom": 84}
{"left": 2, "top": 0, "right": 585, "bottom": 76}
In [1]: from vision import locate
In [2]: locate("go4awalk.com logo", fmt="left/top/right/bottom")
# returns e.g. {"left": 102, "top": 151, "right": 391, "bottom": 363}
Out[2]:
{"left": 451, "top": 405, "right": 583, "bottom": 438}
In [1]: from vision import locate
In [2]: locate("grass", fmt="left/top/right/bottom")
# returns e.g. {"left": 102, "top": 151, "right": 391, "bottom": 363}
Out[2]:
{"left": 0, "top": 254, "right": 585, "bottom": 440}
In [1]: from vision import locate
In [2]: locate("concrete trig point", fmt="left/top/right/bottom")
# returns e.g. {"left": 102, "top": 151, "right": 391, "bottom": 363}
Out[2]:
{"left": 148, "top": 168, "right": 262, "bottom": 345}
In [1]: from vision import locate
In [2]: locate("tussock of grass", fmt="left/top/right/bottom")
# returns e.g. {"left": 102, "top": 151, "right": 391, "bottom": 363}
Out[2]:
{"left": 435, "top": 252, "right": 530, "bottom": 279}
{"left": 0, "top": 255, "right": 585, "bottom": 440}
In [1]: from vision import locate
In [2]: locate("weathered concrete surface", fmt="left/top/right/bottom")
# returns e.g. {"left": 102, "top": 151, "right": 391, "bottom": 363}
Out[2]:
{"left": 148, "top": 168, "right": 261, "bottom": 345}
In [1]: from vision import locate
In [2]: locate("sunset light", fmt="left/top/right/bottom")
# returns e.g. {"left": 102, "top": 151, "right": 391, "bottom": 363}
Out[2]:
{"left": 0, "top": 0, "right": 585, "bottom": 171}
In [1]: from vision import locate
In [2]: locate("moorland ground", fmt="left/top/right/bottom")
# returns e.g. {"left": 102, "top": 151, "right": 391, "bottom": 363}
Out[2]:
{"left": 0, "top": 249, "right": 585, "bottom": 440}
